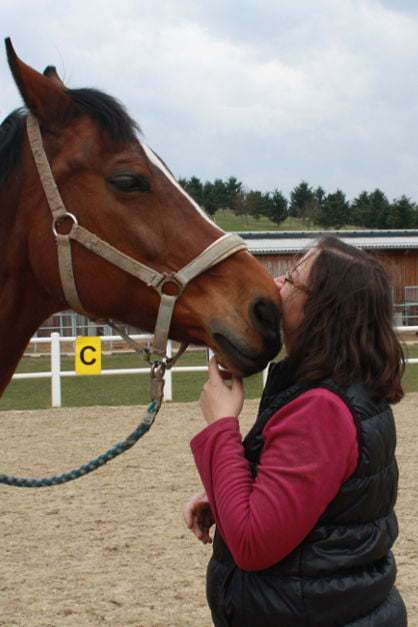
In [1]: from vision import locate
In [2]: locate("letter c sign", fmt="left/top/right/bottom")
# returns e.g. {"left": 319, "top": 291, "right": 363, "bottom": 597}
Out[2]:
{"left": 75, "top": 337, "right": 102, "bottom": 375}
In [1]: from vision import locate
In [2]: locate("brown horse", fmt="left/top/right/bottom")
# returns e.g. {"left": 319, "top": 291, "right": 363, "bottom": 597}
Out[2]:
{"left": 0, "top": 40, "right": 281, "bottom": 398}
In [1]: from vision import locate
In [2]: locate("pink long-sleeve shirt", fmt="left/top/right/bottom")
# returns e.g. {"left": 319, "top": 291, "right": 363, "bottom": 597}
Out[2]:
{"left": 191, "top": 388, "right": 359, "bottom": 572}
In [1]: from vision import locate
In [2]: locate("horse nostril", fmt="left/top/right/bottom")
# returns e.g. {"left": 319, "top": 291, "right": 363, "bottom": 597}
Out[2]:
{"left": 250, "top": 298, "right": 281, "bottom": 342}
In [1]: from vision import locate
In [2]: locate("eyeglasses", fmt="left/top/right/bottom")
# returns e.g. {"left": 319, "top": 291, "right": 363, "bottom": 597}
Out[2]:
{"left": 284, "top": 269, "right": 311, "bottom": 295}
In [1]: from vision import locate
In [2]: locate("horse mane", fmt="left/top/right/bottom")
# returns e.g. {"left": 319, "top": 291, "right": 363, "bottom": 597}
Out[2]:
{"left": 0, "top": 88, "right": 140, "bottom": 188}
{"left": 0, "top": 108, "right": 26, "bottom": 186}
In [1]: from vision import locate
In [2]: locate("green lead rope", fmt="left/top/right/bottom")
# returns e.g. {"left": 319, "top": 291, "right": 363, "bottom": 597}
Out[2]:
{"left": 0, "top": 399, "right": 161, "bottom": 488}
{"left": 0, "top": 355, "right": 168, "bottom": 489}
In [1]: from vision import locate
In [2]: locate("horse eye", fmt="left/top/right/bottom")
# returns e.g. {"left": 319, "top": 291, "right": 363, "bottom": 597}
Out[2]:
{"left": 108, "top": 173, "right": 151, "bottom": 193}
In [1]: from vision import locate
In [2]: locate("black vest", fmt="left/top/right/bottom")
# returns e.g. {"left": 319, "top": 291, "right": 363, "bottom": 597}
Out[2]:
{"left": 206, "top": 360, "right": 407, "bottom": 627}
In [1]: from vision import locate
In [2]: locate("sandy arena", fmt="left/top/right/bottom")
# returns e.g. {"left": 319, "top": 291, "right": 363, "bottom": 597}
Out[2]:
{"left": 0, "top": 396, "right": 416, "bottom": 626}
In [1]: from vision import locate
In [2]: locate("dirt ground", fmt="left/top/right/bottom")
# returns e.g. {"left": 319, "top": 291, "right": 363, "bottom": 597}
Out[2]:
{"left": 0, "top": 395, "right": 416, "bottom": 627}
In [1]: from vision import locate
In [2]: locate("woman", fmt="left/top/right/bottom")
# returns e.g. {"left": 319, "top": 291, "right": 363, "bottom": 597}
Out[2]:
{"left": 184, "top": 236, "right": 407, "bottom": 626}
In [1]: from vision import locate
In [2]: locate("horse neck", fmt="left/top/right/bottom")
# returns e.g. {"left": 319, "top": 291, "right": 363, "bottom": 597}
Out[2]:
{"left": 0, "top": 185, "right": 56, "bottom": 397}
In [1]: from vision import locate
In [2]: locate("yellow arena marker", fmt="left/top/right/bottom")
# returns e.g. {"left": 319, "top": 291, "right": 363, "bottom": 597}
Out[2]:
{"left": 75, "top": 337, "right": 102, "bottom": 375}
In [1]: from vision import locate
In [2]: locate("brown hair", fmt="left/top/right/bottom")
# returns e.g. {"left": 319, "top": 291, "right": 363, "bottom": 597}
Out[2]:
{"left": 288, "top": 236, "right": 405, "bottom": 403}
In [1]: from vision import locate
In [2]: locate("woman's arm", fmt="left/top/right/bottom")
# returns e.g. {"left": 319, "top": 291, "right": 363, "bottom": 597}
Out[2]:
{"left": 191, "top": 388, "right": 358, "bottom": 571}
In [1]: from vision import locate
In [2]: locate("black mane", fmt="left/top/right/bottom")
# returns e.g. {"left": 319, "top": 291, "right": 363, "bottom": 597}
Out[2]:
{"left": 0, "top": 88, "right": 140, "bottom": 187}
{"left": 67, "top": 87, "right": 140, "bottom": 143}
{"left": 0, "top": 108, "right": 26, "bottom": 186}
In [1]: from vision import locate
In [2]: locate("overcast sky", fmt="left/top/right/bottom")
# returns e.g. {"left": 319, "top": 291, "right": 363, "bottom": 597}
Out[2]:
{"left": 2, "top": 0, "right": 418, "bottom": 201}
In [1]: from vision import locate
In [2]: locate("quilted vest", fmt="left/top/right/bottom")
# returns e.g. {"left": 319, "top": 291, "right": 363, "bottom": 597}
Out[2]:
{"left": 206, "top": 360, "right": 407, "bottom": 627}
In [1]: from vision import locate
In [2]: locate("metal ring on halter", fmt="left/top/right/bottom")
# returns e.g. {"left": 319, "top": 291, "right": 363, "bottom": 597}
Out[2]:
{"left": 52, "top": 212, "right": 78, "bottom": 237}
{"left": 154, "top": 273, "right": 185, "bottom": 297}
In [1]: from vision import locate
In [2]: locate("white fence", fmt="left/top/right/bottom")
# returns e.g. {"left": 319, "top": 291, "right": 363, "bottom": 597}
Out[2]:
{"left": 11, "top": 328, "right": 417, "bottom": 408}
{"left": 12, "top": 333, "right": 270, "bottom": 408}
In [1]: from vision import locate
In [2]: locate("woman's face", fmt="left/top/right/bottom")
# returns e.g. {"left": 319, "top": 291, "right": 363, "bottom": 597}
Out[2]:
{"left": 275, "top": 247, "right": 318, "bottom": 349}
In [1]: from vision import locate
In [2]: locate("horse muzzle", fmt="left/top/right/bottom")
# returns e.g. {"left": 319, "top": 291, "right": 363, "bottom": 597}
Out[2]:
{"left": 211, "top": 297, "right": 282, "bottom": 375}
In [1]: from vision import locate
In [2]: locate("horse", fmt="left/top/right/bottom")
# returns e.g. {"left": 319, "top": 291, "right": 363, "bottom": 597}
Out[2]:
{"left": 0, "top": 39, "right": 282, "bottom": 399}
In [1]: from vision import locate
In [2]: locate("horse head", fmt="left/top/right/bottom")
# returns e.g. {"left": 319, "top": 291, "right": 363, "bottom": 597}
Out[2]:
{"left": 2, "top": 39, "right": 282, "bottom": 386}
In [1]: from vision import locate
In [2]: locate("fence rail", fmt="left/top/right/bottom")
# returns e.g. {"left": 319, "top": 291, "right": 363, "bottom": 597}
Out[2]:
{"left": 11, "top": 328, "right": 418, "bottom": 408}
{"left": 13, "top": 333, "right": 265, "bottom": 407}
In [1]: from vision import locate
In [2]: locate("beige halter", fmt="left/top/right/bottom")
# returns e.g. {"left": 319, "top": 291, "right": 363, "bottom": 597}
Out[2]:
{"left": 26, "top": 114, "right": 247, "bottom": 357}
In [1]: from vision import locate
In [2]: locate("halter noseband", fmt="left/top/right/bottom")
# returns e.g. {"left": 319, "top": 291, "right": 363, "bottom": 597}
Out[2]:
{"left": 26, "top": 114, "right": 247, "bottom": 358}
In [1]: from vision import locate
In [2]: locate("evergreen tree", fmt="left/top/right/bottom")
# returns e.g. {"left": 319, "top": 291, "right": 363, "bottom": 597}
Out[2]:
{"left": 351, "top": 191, "right": 371, "bottom": 227}
{"left": 178, "top": 176, "right": 204, "bottom": 205}
{"left": 244, "top": 190, "right": 272, "bottom": 219}
{"left": 301, "top": 187, "right": 326, "bottom": 225}
{"left": 289, "top": 181, "right": 316, "bottom": 218}
{"left": 180, "top": 175, "right": 418, "bottom": 231}
{"left": 230, "top": 190, "right": 251, "bottom": 219}
{"left": 315, "top": 186, "right": 326, "bottom": 204}
{"left": 225, "top": 177, "right": 242, "bottom": 207}
{"left": 351, "top": 189, "right": 390, "bottom": 228}
{"left": 267, "top": 190, "right": 288, "bottom": 225}
{"left": 212, "top": 178, "right": 229, "bottom": 210}
{"left": 186, "top": 176, "right": 204, "bottom": 205}
{"left": 369, "top": 189, "right": 391, "bottom": 228}
{"left": 317, "top": 190, "right": 349, "bottom": 229}
{"left": 388, "top": 196, "right": 418, "bottom": 229}
{"left": 202, "top": 181, "right": 216, "bottom": 216}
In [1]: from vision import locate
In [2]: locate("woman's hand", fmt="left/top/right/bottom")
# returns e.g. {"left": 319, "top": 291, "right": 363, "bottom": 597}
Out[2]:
{"left": 199, "top": 357, "right": 244, "bottom": 424}
{"left": 183, "top": 491, "right": 215, "bottom": 544}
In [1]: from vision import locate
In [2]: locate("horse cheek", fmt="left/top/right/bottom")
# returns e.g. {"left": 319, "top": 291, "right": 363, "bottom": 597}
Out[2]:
{"left": 27, "top": 222, "right": 64, "bottom": 306}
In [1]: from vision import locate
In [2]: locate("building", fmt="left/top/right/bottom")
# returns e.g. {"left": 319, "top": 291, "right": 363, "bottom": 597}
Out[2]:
{"left": 36, "top": 229, "right": 418, "bottom": 338}
{"left": 240, "top": 229, "right": 418, "bottom": 324}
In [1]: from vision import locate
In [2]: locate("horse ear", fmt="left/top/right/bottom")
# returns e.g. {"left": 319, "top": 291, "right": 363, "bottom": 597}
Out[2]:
{"left": 43, "top": 65, "right": 66, "bottom": 89}
{"left": 5, "top": 38, "right": 75, "bottom": 124}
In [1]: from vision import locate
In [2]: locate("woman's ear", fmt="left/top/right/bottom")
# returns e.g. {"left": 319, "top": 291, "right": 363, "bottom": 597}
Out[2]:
{"left": 5, "top": 38, "right": 75, "bottom": 125}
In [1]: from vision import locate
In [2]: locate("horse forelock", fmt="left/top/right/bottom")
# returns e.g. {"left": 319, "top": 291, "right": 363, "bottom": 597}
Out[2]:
{"left": 66, "top": 88, "right": 140, "bottom": 144}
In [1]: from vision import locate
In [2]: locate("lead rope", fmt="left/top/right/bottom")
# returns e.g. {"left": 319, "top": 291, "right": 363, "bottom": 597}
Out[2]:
{"left": 0, "top": 349, "right": 167, "bottom": 488}
{"left": 0, "top": 323, "right": 189, "bottom": 488}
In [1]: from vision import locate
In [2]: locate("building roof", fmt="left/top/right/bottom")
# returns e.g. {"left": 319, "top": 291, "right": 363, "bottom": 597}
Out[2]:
{"left": 239, "top": 230, "right": 418, "bottom": 255}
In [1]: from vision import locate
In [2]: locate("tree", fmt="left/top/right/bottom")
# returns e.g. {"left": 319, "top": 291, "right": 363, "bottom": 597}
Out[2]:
{"left": 351, "top": 189, "right": 390, "bottom": 228}
{"left": 266, "top": 190, "right": 288, "bottom": 225}
{"left": 213, "top": 178, "right": 229, "bottom": 210}
{"left": 387, "top": 196, "right": 418, "bottom": 229}
{"left": 350, "top": 191, "right": 371, "bottom": 227}
{"left": 178, "top": 176, "right": 204, "bottom": 205}
{"left": 180, "top": 176, "right": 418, "bottom": 231}
{"left": 225, "top": 177, "right": 243, "bottom": 209}
{"left": 289, "top": 181, "right": 316, "bottom": 218}
{"left": 369, "top": 189, "right": 391, "bottom": 228}
{"left": 317, "top": 190, "right": 350, "bottom": 229}
{"left": 202, "top": 181, "right": 216, "bottom": 215}
{"left": 229, "top": 188, "right": 248, "bottom": 218}
{"left": 300, "top": 186, "right": 326, "bottom": 225}
{"left": 186, "top": 176, "right": 204, "bottom": 205}
{"left": 243, "top": 190, "right": 272, "bottom": 220}
{"left": 201, "top": 179, "right": 228, "bottom": 215}
{"left": 314, "top": 186, "right": 326, "bottom": 205}
{"left": 241, "top": 189, "right": 288, "bottom": 225}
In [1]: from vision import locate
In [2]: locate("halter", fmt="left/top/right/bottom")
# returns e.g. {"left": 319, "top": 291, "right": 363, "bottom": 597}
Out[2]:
{"left": 0, "top": 115, "right": 248, "bottom": 488}
{"left": 26, "top": 114, "right": 247, "bottom": 359}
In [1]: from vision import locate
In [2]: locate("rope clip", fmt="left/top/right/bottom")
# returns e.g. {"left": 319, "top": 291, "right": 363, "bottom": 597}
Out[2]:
{"left": 150, "top": 359, "right": 166, "bottom": 400}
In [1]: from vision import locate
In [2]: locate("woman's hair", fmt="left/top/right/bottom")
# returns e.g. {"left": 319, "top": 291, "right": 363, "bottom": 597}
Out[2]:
{"left": 288, "top": 236, "right": 405, "bottom": 403}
